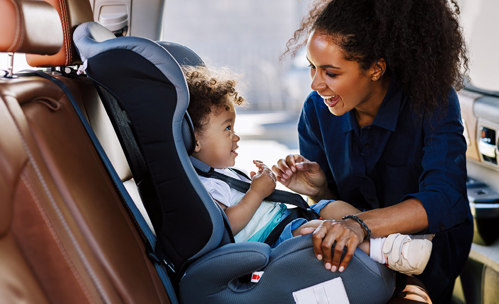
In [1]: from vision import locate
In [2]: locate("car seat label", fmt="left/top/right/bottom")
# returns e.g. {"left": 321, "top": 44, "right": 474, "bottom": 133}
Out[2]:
{"left": 292, "top": 277, "right": 350, "bottom": 304}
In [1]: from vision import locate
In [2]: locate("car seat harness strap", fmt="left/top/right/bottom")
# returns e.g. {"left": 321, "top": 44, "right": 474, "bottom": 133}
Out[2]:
{"left": 190, "top": 156, "right": 320, "bottom": 245}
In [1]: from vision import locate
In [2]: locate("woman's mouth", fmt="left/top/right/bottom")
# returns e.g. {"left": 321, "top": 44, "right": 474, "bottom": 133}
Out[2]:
{"left": 322, "top": 95, "right": 340, "bottom": 107}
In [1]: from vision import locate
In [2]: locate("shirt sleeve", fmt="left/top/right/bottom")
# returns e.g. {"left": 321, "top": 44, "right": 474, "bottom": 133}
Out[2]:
{"left": 199, "top": 177, "right": 234, "bottom": 208}
{"left": 405, "top": 89, "right": 471, "bottom": 233}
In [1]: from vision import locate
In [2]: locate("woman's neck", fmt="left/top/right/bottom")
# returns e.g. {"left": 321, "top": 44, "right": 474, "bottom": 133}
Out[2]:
{"left": 354, "top": 77, "right": 391, "bottom": 128}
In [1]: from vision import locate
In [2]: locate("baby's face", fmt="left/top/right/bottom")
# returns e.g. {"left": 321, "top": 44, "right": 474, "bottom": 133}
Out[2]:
{"left": 193, "top": 104, "right": 240, "bottom": 169}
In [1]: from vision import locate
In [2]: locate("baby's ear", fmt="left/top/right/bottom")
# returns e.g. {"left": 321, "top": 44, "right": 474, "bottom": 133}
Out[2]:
{"left": 193, "top": 140, "right": 201, "bottom": 153}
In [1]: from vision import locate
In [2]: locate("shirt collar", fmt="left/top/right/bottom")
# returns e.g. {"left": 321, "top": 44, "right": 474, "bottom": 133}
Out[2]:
{"left": 342, "top": 77, "right": 404, "bottom": 133}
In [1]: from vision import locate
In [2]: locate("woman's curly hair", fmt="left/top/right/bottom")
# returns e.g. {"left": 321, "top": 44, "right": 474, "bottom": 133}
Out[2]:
{"left": 285, "top": 0, "right": 468, "bottom": 115}
{"left": 184, "top": 66, "right": 245, "bottom": 132}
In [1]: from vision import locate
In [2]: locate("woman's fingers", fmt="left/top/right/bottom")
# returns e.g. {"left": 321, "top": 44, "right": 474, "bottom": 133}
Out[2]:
{"left": 277, "top": 157, "right": 293, "bottom": 177}
{"left": 299, "top": 227, "right": 316, "bottom": 235}
{"left": 312, "top": 221, "right": 333, "bottom": 262}
{"left": 312, "top": 220, "right": 361, "bottom": 272}
{"left": 338, "top": 237, "right": 359, "bottom": 272}
{"left": 285, "top": 154, "right": 299, "bottom": 173}
{"left": 272, "top": 159, "right": 292, "bottom": 182}
{"left": 273, "top": 154, "right": 308, "bottom": 180}
{"left": 330, "top": 232, "right": 348, "bottom": 272}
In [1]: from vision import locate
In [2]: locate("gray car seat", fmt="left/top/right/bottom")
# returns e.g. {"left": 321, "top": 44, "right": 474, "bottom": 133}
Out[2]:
{"left": 73, "top": 21, "right": 395, "bottom": 304}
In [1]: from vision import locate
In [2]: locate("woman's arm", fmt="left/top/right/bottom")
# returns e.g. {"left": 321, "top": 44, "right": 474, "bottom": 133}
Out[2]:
{"left": 311, "top": 90, "right": 469, "bottom": 272}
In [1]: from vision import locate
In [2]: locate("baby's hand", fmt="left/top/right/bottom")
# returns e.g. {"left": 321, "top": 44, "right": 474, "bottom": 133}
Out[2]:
{"left": 249, "top": 160, "right": 276, "bottom": 198}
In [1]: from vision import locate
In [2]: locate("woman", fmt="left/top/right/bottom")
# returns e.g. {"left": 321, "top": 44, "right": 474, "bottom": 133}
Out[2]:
{"left": 273, "top": 0, "right": 473, "bottom": 302}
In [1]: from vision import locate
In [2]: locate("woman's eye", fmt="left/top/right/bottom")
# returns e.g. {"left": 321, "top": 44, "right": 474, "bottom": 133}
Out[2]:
{"left": 326, "top": 72, "right": 338, "bottom": 78}
{"left": 308, "top": 64, "right": 316, "bottom": 69}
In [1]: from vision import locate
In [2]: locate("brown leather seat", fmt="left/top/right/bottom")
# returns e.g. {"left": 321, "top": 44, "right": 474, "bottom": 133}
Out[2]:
{"left": 0, "top": 0, "right": 169, "bottom": 302}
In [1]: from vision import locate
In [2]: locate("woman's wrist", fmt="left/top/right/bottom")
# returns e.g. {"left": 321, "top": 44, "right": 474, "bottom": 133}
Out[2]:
{"left": 342, "top": 214, "right": 371, "bottom": 241}
{"left": 310, "top": 185, "right": 334, "bottom": 203}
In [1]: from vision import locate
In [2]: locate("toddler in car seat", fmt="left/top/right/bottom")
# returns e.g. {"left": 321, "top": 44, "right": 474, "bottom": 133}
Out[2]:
{"left": 184, "top": 65, "right": 433, "bottom": 276}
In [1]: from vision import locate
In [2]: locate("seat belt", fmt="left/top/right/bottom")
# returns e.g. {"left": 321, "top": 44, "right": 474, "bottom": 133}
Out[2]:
{"left": 19, "top": 70, "right": 179, "bottom": 304}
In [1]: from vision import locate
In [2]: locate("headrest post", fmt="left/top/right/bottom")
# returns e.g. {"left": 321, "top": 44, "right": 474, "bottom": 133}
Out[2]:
{"left": 7, "top": 53, "right": 14, "bottom": 77}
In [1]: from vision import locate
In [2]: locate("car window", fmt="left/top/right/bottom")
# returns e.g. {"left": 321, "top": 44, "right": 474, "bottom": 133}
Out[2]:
{"left": 460, "top": 0, "right": 499, "bottom": 92}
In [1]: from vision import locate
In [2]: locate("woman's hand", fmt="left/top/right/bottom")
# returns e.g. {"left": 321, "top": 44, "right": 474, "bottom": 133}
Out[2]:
{"left": 311, "top": 219, "right": 366, "bottom": 273}
{"left": 272, "top": 154, "right": 329, "bottom": 200}
{"left": 249, "top": 160, "right": 276, "bottom": 199}
{"left": 292, "top": 219, "right": 324, "bottom": 237}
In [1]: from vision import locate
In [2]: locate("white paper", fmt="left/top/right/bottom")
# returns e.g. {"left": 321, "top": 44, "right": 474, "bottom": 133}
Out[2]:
{"left": 292, "top": 277, "right": 350, "bottom": 304}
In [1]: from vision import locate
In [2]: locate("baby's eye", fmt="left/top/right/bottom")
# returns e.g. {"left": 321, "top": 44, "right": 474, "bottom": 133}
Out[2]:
{"left": 225, "top": 125, "right": 232, "bottom": 131}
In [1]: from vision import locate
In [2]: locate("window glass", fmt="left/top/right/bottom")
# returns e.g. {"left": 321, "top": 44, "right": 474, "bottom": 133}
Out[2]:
{"left": 459, "top": 0, "right": 498, "bottom": 91}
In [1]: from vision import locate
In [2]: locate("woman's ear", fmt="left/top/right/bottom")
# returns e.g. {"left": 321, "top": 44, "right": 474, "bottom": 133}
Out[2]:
{"left": 370, "top": 58, "right": 386, "bottom": 81}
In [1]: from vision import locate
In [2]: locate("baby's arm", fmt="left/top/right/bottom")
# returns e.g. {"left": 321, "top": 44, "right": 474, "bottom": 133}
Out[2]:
{"left": 224, "top": 161, "right": 276, "bottom": 234}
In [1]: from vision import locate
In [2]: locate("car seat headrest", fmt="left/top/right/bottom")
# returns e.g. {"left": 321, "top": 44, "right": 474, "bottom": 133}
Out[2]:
{"left": 0, "top": 0, "right": 63, "bottom": 55}
{"left": 157, "top": 41, "right": 206, "bottom": 68}
{"left": 156, "top": 41, "right": 205, "bottom": 155}
{"left": 26, "top": 0, "right": 94, "bottom": 67}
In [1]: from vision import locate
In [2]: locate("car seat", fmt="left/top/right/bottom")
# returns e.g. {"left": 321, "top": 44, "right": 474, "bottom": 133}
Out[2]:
{"left": 73, "top": 21, "right": 396, "bottom": 304}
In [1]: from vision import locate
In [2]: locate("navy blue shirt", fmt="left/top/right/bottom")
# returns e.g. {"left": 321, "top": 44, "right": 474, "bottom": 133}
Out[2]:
{"left": 298, "top": 79, "right": 473, "bottom": 302}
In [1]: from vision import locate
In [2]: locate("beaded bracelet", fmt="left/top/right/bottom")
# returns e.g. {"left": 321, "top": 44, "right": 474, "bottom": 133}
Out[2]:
{"left": 342, "top": 214, "right": 371, "bottom": 241}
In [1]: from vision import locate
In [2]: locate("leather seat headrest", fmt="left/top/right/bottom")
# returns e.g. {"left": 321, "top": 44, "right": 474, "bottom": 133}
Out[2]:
{"left": 0, "top": 0, "right": 63, "bottom": 55}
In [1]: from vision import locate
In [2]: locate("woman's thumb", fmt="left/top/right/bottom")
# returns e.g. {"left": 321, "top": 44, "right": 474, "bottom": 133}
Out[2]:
{"left": 300, "top": 227, "right": 316, "bottom": 235}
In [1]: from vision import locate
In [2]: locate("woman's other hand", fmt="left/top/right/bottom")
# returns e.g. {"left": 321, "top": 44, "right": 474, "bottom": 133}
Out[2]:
{"left": 272, "top": 154, "right": 329, "bottom": 201}
{"left": 312, "top": 219, "right": 366, "bottom": 273}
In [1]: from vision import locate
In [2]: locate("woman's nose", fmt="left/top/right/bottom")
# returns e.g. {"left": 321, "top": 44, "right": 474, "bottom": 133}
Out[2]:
{"left": 310, "top": 70, "right": 326, "bottom": 92}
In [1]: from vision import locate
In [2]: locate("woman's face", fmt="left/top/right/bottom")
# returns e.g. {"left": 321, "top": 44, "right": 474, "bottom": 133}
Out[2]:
{"left": 306, "top": 30, "right": 384, "bottom": 117}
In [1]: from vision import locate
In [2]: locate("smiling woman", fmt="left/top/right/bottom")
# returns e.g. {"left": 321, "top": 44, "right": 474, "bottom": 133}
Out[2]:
{"left": 273, "top": 0, "right": 473, "bottom": 303}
